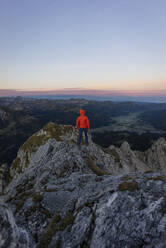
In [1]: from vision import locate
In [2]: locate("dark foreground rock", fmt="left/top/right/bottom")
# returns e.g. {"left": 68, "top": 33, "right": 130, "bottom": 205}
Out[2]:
{"left": 0, "top": 201, "right": 31, "bottom": 248}
{"left": 1, "top": 123, "right": 166, "bottom": 248}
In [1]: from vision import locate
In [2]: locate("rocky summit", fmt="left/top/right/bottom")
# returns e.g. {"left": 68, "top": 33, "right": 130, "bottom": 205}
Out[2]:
{"left": 1, "top": 122, "right": 166, "bottom": 248}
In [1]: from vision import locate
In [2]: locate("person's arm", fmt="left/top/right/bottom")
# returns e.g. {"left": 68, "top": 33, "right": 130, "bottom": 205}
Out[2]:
{"left": 86, "top": 117, "right": 90, "bottom": 130}
{"left": 76, "top": 117, "right": 80, "bottom": 129}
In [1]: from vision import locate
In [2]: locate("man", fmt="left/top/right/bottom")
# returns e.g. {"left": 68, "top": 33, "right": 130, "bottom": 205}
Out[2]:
{"left": 76, "top": 109, "right": 90, "bottom": 145}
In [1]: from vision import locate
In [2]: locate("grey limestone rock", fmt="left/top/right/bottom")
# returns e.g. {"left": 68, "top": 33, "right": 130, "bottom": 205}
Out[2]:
{"left": 0, "top": 108, "right": 9, "bottom": 121}
{"left": 1, "top": 123, "right": 166, "bottom": 247}
{"left": 0, "top": 201, "right": 32, "bottom": 248}
{"left": 0, "top": 163, "right": 9, "bottom": 194}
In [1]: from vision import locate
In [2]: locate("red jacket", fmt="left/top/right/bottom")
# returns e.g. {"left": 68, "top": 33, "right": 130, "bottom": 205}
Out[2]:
{"left": 76, "top": 109, "right": 90, "bottom": 129}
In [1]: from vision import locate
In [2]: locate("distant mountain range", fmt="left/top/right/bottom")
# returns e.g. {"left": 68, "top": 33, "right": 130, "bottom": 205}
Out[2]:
{"left": 9, "top": 94, "right": 166, "bottom": 103}
{"left": 0, "top": 96, "right": 166, "bottom": 165}
{"left": 1, "top": 90, "right": 166, "bottom": 103}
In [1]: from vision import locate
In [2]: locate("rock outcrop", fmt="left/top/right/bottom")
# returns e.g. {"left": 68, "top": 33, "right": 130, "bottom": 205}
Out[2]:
{"left": 137, "top": 138, "right": 166, "bottom": 171}
{"left": 1, "top": 122, "right": 166, "bottom": 247}
{"left": 9, "top": 122, "right": 78, "bottom": 180}
{"left": 0, "top": 108, "right": 9, "bottom": 122}
{"left": 0, "top": 163, "right": 9, "bottom": 194}
{"left": 0, "top": 201, "right": 30, "bottom": 248}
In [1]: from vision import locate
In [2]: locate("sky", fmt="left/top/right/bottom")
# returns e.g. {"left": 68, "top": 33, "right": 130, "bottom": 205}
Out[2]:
{"left": 0, "top": 0, "right": 166, "bottom": 96}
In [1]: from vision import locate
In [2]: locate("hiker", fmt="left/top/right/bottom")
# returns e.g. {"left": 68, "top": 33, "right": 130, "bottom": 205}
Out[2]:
{"left": 76, "top": 109, "right": 90, "bottom": 145}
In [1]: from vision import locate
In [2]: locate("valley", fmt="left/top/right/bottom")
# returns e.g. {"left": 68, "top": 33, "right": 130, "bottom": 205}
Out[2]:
{"left": 92, "top": 112, "right": 161, "bottom": 134}
{"left": 0, "top": 96, "right": 166, "bottom": 165}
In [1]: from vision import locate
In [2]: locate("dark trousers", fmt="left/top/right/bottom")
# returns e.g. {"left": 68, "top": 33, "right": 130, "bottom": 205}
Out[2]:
{"left": 78, "top": 128, "right": 88, "bottom": 145}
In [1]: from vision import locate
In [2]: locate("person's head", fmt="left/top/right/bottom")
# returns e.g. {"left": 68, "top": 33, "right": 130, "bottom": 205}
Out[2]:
{"left": 80, "top": 109, "right": 85, "bottom": 115}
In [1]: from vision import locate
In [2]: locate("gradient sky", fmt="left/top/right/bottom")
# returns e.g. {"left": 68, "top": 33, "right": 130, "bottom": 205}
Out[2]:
{"left": 0, "top": 0, "right": 166, "bottom": 93}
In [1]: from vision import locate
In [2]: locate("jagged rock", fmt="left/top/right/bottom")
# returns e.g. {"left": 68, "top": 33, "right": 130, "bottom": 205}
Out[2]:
{"left": 107, "top": 142, "right": 149, "bottom": 173}
{"left": 0, "top": 108, "right": 9, "bottom": 121}
{"left": 0, "top": 163, "right": 9, "bottom": 194}
{"left": 5, "top": 170, "right": 166, "bottom": 248}
{"left": 140, "top": 138, "right": 166, "bottom": 171}
{"left": 9, "top": 122, "right": 79, "bottom": 180}
{"left": 1, "top": 123, "right": 166, "bottom": 247}
{"left": 8, "top": 123, "right": 166, "bottom": 183}
{"left": 0, "top": 201, "right": 31, "bottom": 248}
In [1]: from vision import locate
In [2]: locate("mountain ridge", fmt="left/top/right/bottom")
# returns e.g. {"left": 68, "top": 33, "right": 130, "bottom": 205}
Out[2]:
{"left": 6, "top": 122, "right": 166, "bottom": 184}
{"left": 1, "top": 122, "right": 166, "bottom": 247}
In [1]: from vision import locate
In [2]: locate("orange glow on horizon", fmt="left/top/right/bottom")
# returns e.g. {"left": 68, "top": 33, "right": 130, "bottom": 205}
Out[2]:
{"left": 0, "top": 88, "right": 166, "bottom": 97}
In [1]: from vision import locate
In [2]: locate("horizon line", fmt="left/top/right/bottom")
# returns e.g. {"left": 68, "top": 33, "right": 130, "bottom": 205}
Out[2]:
{"left": 0, "top": 88, "right": 166, "bottom": 97}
